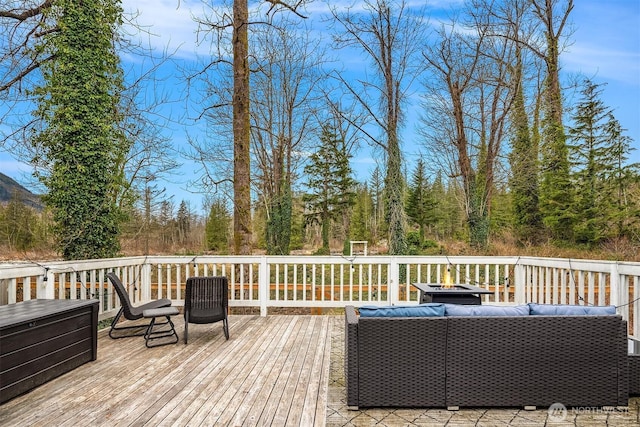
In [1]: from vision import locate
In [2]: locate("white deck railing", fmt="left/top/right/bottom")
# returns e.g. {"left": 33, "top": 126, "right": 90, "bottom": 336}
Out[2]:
{"left": 1, "top": 255, "right": 639, "bottom": 339}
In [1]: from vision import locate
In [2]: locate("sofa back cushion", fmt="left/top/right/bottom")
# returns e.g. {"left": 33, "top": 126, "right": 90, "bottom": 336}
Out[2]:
{"left": 444, "top": 304, "right": 530, "bottom": 317}
{"left": 358, "top": 303, "right": 445, "bottom": 317}
{"left": 528, "top": 303, "right": 617, "bottom": 316}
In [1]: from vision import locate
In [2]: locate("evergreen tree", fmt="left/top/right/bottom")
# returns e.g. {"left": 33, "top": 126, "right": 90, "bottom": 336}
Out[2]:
{"left": 539, "top": 109, "right": 573, "bottom": 242}
{"left": 430, "top": 171, "right": 447, "bottom": 240}
{"left": 605, "top": 116, "right": 640, "bottom": 238}
{"left": 431, "top": 175, "right": 464, "bottom": 241}
{"left": 303, "top": 126, "right": 356, "bottom": 253}
{"left": 405, "top": 158, "right": 436, "bottom": 244}
{"left": 351, "top": 183, "right": 375, "bottom": 243}
{"left": 568, "top": 79, "right": 639, "bottom": 244}
{"left": 288, "top": 193, "right": 305, "bottom": 251}
{"left": 176, "top": 201, "right": 191, "bottom": 246}
{"left": 567, "top": 79, "right": 609, "bottom": 244}
{"left": 205, "top": 199, "right": 231, "bottom": 253}
{"left": 158, "top": 200, "right": 174, "bottom": 249}
{"left": 369, "top": 166, "right": 386, "bottom": 244}
{"left": 32, "top": 0, "right": 126, "bottom": 260}
{"left": 490, "top": 185, "right": 513, "bottom": 237}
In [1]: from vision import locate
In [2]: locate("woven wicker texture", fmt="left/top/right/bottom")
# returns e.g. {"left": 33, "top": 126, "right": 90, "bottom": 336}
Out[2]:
{"left": 184, "top": 276, "right": 229, "bottom": 343}
{"left": 345, "top": 306, "right": 360, "bottom": 406}
{"left": 618, "top": 320, "right": 630, "bottom": 403}
{"left": 446, "top": 315, "right": 627, "bottom": 407}
{"left": 630, "top": 354, "right": 640, "bottom": 395}
{"left": 357, "top": 313, "right": 448, "bottom": 407}
{"left": 345, "top": 307, "right": 629, "bottom": 409}
{"left": 184, "top": 276, "right": 228, "bottom": 323}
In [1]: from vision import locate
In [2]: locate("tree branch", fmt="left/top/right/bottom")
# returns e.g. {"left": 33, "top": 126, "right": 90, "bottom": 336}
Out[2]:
{"left": 0, "top": 1, "right": 52, "bottom": 21}
{"left": 0, "top": 54, "right": 54, "bottom": 92}
{"left": 264, "top": 0, "right": 308, "bottom": 19}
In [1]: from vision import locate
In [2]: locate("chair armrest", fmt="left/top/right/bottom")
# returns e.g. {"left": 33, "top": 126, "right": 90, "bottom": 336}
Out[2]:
{"left": 344, "top": 306, "right": 359, "bottom": 407}
{"left": 345, "top": 305, "right": 358, "bottom": 326}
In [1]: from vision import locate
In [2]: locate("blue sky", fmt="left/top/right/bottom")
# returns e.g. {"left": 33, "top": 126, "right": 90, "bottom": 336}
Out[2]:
{"left": 1, "top": 0, "right": 638, "bottom": 214}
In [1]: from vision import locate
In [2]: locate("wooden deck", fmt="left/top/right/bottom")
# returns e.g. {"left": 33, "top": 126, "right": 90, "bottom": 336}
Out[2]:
{"left": 0, "top": 315, "right": 333, "bottom": 427}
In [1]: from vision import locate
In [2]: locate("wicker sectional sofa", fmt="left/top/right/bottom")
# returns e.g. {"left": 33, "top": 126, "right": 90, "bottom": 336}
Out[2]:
{"left": 344, "top": 304, "right": 629, "bottom": 409}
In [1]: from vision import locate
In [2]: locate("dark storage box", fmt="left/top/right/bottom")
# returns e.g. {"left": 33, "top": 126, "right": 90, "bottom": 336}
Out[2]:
{"left": 0, "top": 299, "right": 98, "bottom": 404}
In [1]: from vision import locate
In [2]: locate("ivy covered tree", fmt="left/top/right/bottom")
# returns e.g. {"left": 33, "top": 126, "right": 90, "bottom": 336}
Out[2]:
{"left": 508, "top": 45, "right": 542, "bottom": 244}
{"left": 303, "top": 125, "right": 356, "bottom": 254}
{"left": 265, "top": 185, "right": 292, "bottom": 255}
{"left": 330, "top": 0, "right": 425, "bottom": 255}
{"left": 31, "top": 0, "right": 126, "bottom": 260}
{"left": 535, "top": 0, "right": 574, "bottom": 242}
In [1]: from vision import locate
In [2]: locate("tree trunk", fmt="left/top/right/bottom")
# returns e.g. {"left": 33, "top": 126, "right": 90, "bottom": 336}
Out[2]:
{"left": 232, "top": 0, "right": 252, "bottom": 254}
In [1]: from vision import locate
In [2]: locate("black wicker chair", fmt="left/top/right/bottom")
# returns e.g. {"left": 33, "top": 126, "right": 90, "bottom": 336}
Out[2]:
{"left": 107, "top": 272, "right": 172, "bottom": 339}
{"left": 184, "top": 276, "right": 230, "bottom": 343}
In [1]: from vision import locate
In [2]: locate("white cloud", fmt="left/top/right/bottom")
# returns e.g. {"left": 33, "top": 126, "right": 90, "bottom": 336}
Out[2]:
{"left": 563, "top": 0, "right": 640, "bottom": 84}
{"left": 563, "top": 44, "right": 640, "bottom": 85}
{"left": 121, "top": 0, "right": 204, "bottom": 58}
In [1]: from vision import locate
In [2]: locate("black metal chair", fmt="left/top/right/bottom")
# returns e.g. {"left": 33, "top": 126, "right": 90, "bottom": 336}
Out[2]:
{"left": 184, "top": 276, "right": 229, "bottom": 343}
{"left": 107, "top": 272, "right": 172, "bottom": 339}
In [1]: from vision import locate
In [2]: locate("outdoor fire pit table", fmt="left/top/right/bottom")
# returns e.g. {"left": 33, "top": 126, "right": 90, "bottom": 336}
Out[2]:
{"left": 412, "top": 283, "right": 493, "bottom": 305}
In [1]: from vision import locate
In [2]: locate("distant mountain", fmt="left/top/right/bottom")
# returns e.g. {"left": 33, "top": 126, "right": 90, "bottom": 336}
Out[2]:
{"left": 0, "top": 172, "right": 44, "bottom": 210}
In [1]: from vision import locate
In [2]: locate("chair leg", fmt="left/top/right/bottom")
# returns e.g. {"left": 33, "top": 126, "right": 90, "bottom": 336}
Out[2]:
{"left": 109, "top": 307, "right": 124, "bottom": 338}
{"left": 109, "top": 308, "right": 148, "bottom": 339}
{"left": 110, "top": 308, "right": 172, "bottom": 339}
{"left": 144, "top": 315, "right": 179, "bottom": 348}
{"left": 223, "top": 317, "right": 229, "bottom": 340}
{"left": 184, "top": 312, "right": 189, "bottom": 344}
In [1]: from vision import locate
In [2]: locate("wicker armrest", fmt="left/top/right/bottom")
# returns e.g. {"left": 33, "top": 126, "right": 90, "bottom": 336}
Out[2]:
{"left": 630, "top": 354, "right": 640, "bottom": 396}
{"left": 344, "top": 306, "right": 359, "bottom": 407}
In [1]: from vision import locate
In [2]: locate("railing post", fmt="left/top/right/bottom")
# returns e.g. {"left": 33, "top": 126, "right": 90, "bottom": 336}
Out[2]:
{"left": 0, "top": 279, "right": 7, "bottom": 305}
{"left": 389, "top": 257, "right": 399, "bottom": 306}
{"left": 141, "top": 262, "right": 152, "bottom": 302}
{"left": 259, "top": 256, "right": 268, "bottom": 316}
{"left": 37, "top": 269, "right": 55, "bottom": 299}
{"left": 8, "top": 279, "right": 17, "bottom": 304}
{"left": 514, "top": 263, "right": 526, "bottom": 305}
{"left": 610, "top": 263, "right": 625, "bottom": 319}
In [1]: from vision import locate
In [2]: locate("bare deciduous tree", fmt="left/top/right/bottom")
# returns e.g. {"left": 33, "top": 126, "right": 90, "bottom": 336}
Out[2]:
{"left": 422, "top": 6, "right": 518, "bottom": 247}
{"left": 251, "top": 18, "right": 325, "bottom": 254}
{"left": 330, "top": 0, "right": 426, "bottom": 255}
{"left": 191, "top": 0, "right": 309, "bottom": 255}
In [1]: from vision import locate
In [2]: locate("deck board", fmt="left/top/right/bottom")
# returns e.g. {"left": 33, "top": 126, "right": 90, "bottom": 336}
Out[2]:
{"left": 0, "top": 315, "right": 331, "bottom": 427}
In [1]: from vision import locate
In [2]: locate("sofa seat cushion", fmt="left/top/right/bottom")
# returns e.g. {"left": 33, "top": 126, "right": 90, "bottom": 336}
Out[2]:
{"left": 444, "top": 304, "right": 530, "bottom": 317}
{"left": 528, "top": 303, "right": 617, "bottom": 315}
{"left": 358, "top": 303, "right": 445, "bottom": 317}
